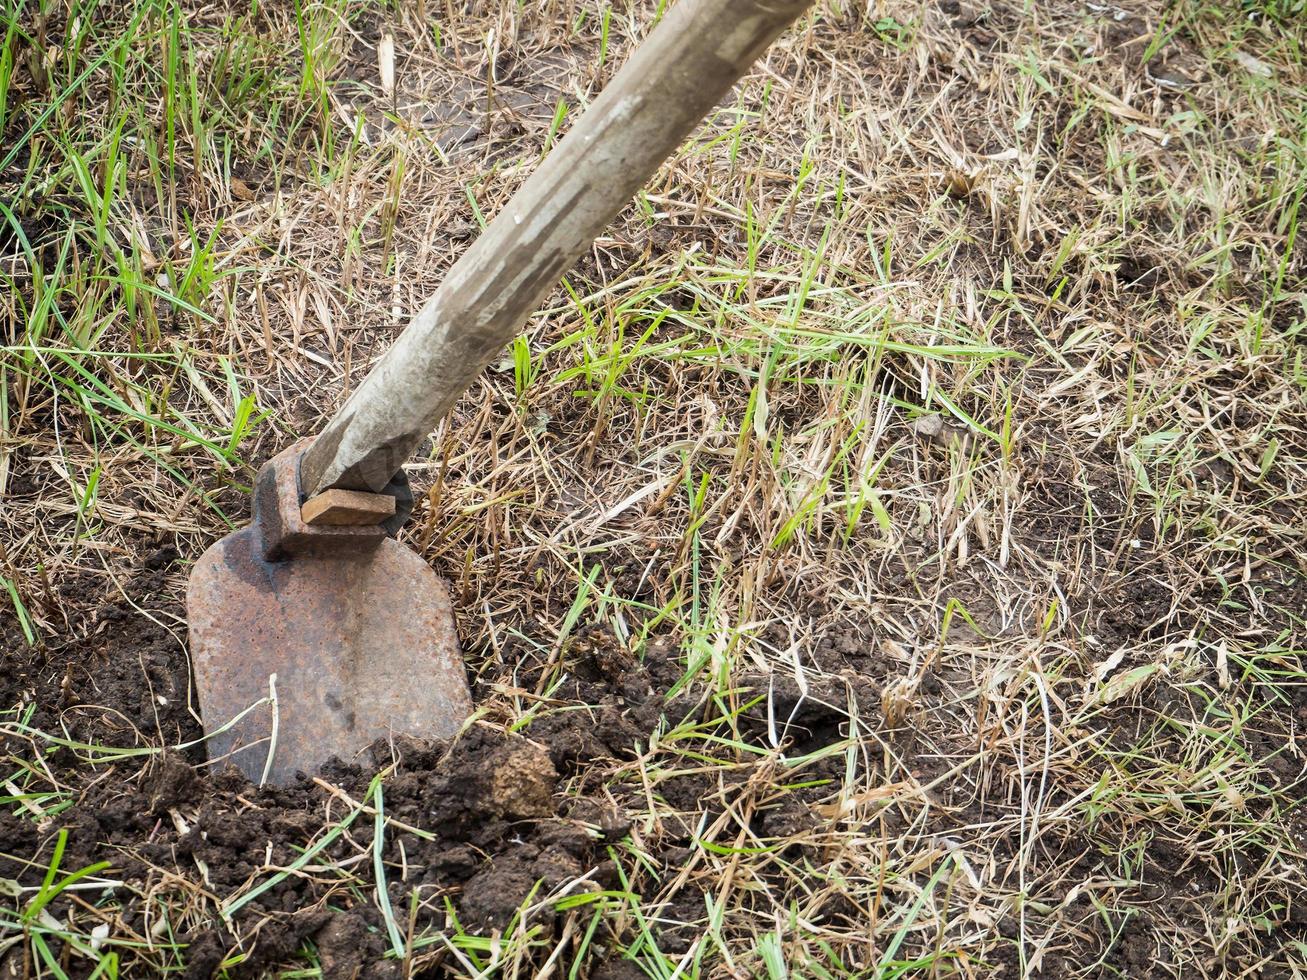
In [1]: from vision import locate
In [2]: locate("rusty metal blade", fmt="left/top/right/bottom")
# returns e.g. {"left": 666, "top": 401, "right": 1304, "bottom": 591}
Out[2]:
{"left": 186, "top": 525, "right": 471, "bottom": 785}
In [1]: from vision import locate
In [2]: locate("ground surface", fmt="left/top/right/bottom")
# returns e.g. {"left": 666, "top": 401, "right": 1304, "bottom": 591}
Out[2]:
{"left": 1, "top": 0, "right": 1305, "bottom": 976}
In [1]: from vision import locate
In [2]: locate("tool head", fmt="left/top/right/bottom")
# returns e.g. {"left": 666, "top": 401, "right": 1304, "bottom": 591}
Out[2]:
{"left": 186, "top": 443, "right": 472, "bottom": 785}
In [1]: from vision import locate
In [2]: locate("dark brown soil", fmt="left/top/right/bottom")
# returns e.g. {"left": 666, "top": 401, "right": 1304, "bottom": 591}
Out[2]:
{"left": 0, "top": 555, "right": 672, "bottom": 979}
{"left": 0, "top": 542, "right": 913, "bottom": 979}
{"left": 1, "top": 546, "right": 199, "bottom": 747}
{"left": 5, "top": 473, "right": 1305, "bottom": 978}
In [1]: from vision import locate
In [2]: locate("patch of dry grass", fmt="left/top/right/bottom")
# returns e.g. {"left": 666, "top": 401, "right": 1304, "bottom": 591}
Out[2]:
{"left": 1, "top": 0, "right": 1304, "bottom": 975}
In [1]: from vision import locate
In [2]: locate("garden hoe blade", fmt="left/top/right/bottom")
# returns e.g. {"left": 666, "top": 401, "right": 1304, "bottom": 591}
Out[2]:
{"left": 185, "top": 0, "right": 812, "bottom": 785}
{"left": 186, "top": 442, "right": 471, "bottom": 785}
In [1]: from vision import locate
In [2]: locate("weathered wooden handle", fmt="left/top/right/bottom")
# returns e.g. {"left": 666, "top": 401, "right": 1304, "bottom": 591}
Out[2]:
{"left": 299, "top": 0, "right": 814, "bottom": 496}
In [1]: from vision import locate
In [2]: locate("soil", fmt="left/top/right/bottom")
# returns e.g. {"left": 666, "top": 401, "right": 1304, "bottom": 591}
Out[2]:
{"left": 11, "top": 541, "right": 1295, "bottom": 978}
{"left": 3, "top": 0, "right": 1305, "bottom": 974}
{"left": 2, "top": 393, "right": 1302, "bottom": 979}
{"left": 0, "top": 555, "right": 692, "bottom": 979}
{"left": 0, "top": 528, "right": 854, "bottom": 978}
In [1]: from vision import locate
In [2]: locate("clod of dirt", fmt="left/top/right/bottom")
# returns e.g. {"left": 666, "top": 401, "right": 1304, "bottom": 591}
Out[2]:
{"left": 566, "top": 798, "right": 632, "bottom": 842}
{"left": 590, "top": 960, "right": 649, "bottom": 980}
{"left": 180, "top": 930, "right": 231, "bottom": 980}
{"left": 313, "top": 911, "right": 391, "bottom": 980}
{"left": 389, "top": 727, "right": 559, "bottom": 831}
{"left": 484, "top": 739, "right": 558, "bottom": 818}
{"left": 143, "top": 750, "right": 200, "bottom": 812}
{"left": 0, "top": 813, "right": 39, "bottom": 880}
{"left": 567, "top": 625, "right": 640, "bottom": 684}
{"left": 143, "top": 544, "right": 180, "bottom": 570}
{"left": 757, "top": 795, "right": 818, "bottom": 839}
{"left": 458, "top": 842, "right": 586, "bottom": 930}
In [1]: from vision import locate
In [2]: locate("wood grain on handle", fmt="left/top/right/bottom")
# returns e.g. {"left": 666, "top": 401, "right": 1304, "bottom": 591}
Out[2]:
{"left": 300, "top": 0, "right": 814, "bottom": 496}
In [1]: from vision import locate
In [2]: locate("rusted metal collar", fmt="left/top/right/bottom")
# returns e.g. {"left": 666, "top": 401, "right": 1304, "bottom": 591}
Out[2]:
{"left": 255, "top": 440, "right": 414, "bottom": 562}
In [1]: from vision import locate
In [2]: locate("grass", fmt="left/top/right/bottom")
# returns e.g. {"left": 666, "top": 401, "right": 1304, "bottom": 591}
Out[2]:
{"left": 0, "top": 0, "right": 1304, "bottom": 976}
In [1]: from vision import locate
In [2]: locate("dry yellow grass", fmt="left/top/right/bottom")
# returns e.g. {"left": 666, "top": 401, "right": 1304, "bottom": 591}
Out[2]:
{"left": 1, "top": 0, "right": 1304, "bottom": 976}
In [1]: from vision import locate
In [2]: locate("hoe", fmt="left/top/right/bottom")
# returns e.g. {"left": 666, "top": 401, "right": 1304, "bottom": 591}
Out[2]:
{"left": 188, "top": 0, "right": 812, "bottom": 784}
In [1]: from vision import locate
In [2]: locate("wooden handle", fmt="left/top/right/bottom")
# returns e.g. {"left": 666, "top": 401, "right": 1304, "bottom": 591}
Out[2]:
{"left": 299, "top": 0, "right": 813, "bottom": 496}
